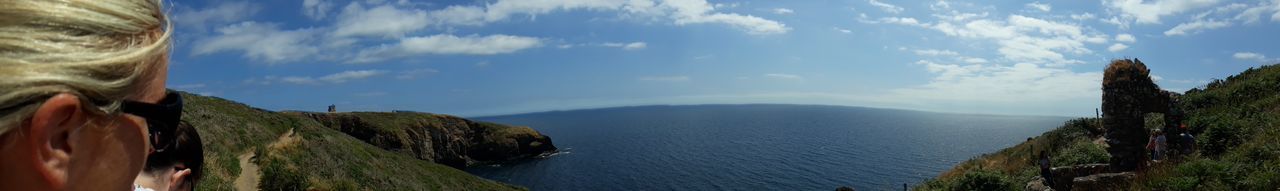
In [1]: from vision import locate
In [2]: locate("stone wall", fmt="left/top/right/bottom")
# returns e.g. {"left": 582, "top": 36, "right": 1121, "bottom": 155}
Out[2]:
{"left": 1102, "top": 58, "right": 1179, "bottom": 171}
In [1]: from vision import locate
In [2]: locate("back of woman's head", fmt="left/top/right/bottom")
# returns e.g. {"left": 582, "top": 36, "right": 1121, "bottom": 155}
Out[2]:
{"left": 0, "top": 0, "right": 172, "bottom": 133}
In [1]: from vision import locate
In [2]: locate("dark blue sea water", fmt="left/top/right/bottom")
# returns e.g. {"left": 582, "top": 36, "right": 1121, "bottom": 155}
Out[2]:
{"left": 469, "top": 104, "right": 1069, "bottom": 190}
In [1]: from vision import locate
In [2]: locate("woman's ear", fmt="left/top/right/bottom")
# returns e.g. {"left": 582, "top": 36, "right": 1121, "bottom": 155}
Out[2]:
{"left": 168, "top": 168, "right": 192, "bottom": 191}
{"left": 25, "top": 93, "right": 88, "bottom": 189}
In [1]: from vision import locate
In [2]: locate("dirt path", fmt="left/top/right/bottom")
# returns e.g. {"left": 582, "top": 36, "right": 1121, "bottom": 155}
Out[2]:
{"left": 233, "top": 128, "right": 299, "bottom": 191}
{"left": 269, "top": 128, "right": 300, "bottom": 151}
{"left": 233, "top": 151, "right": 259, "bottom": 191}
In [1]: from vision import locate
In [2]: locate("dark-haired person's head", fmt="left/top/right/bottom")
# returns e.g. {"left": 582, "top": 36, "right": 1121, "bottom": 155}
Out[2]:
{"left": 0, "top": 0, "right": 174, "bottom": 190}
{"left": 135, "top": 121, "right": 203, "bottom": 191}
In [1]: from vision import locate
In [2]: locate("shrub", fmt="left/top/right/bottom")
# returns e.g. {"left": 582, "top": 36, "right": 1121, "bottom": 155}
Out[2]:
{"left": 1053, "top": 140, "right": 1110, "bottom": 166}
{"left": 952, "top": 169, "right": 1017, "bottom": 191}
{"left": 1199, "top": 119, "right": 1246, "bottom": 156}
{"left": 1242, "top": 167, "right": 1279, "bottom": 190}
{"left": 1149, "top": 159, "right": 1243, "bottom": 190}
{"left": 260, "top": 157, "right": 309, "bottom": 191}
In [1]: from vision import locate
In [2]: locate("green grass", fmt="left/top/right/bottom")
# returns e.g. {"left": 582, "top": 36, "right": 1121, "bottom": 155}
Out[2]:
{"left": 181, "top": 92, "right": 524, "bottom": 190}
{"left": 918, "top": 63, "right": 1280, "bottom": 190}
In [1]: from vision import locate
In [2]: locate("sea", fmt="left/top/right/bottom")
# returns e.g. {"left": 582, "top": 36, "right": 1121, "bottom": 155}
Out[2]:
{"left": 468, "top": 104, "right": 1069, "bottom": 190}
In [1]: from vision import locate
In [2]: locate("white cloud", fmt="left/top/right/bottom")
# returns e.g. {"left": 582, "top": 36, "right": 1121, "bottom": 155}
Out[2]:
{"left": 1105, "top": 0, "right": 1222, "bottom": 24}
{"left": 1108, "top": 43, "right": 1129, "bottom": 52}
{"left": 428, "top": 5, "right": 488, "bottom": 26}
{"left": 639, "top": 75, "right": 690, "bottom": 82}
{"left": 1163, "top": 19, "right": 1230, "bottom": 36}
{"left": 929, "top": 0, "right": 951, "bottom": 11}
{"left": 961, "top": 57, "right": 989, "bottom": 64}
{"left": 898, "top": 15, "right": 1107, "bottom": 66}
{"left": 351, "top": 34, "right": 542, "bottom": 63}
{"left": 1026, "top": 2, "right": 1052, "bottom": 12}
{"left": 665, "top": 0, "right": 791, "bottom": 35}
{"left": 763, "top": 73, "right": 804, "bottom": 81}
{"left": 881, "top": 17, "right": 929, "bottom": 27}
{"left": 773, "top": 8, "right": 794, "bottom": 15}
{"left": 932, "top": 11, "right": 988, "bottom": 22}
{"left": 713, "top": 3, "right": 739, "bottom": 9}
{"left": 868, "top": 0, "right": 904, "bottom": 14}
{"left": 173, "top": 2, "right": 261, "bottom": 29}
{"left": 834, "top": 27, "right": 852, "bottom": 34}
{"left": 1101, "top": 16, "right": 1131, "bottom": 29}
{"left": 1196, "top": 3, "right": 1248, "bottom": 20}
{"left": 1233, "top": 52, "right": 1268, "bottom": 62}
{"left": 395, "top": 68, "right": 439, "bottom": 80}
{"left": 477, "top": 0, "right": 623, "bottom": 22}
{"left": 321, "top": 70, "right": 386, "bottom": 83}
{"left": 192, "top": 22, "right": 321, "bottom": 63}
{"left": 1115, "top": 33, "right": 1136, "bottom": 43}
{"left": 1234, "top": 0, "right": 1280, "bottom": 24}
{"left": 1070, "top": 13, "right": 1096, "bottom": 20}
{"left": 276, "top": 70, "right": 387, "bottom": 85}
{"left": 332, "top": 2, "right": 431, "bottom": 38}
{"left": 303, "top": 0, "right": 334, "bottom": 20}
{"left": 914, "top": 49, "right": 959, "bottom": 56}
{"left": 602, "top": 42, "right": 648, "bottom": 50}
{"left": 892, "top": 62, "right": 1102, "bottom": 110}
{"left": 422, "top": 0, "right": 789, "bottom": 35}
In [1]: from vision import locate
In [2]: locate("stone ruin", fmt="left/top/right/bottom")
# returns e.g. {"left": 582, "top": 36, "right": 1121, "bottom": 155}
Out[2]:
{"left": 1026, "top": 59, "right": 1188, "bottom": 191}
{"left": 1101, "top": 58, "right": 1184, "bottom": 172}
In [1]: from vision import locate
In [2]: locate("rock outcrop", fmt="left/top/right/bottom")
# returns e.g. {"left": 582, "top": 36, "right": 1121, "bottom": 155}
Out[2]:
{"left": 1101, "top": 58, "right": 1182, "bottom": 171}
{"left": 296, "top": 112, "right": 557, "bottom": 168}
{"left": 1025, "top": 177, "right": 1051, "bottom": 191}
{"left": 1049, "top": 163, "right": 1111, "bottom": 189}
{"left": 1070, "top": 172, "right": 1134, "bottom": 191}
{"left": 1044, "top": 163, "right": 1110, "bottom": 190}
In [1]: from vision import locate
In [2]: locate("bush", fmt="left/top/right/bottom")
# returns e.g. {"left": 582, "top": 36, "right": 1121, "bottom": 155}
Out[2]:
{"left": 1199, "top": 119, "right": 1246, "bottom": 156}
{"left": 1053, "top": 140, "right": 1110, "bottom": 166}
{"left": 952, "top": 169, "right": 1017, "bottom": 191}
{"left": 260, "top": 157, "right": 309, "bottom": 191}
{"left": 1242, "top": 168, "right": 1279, "bottom": 190}
{"left": 1149, "top": 159, "right": 1242, "bottom": 190}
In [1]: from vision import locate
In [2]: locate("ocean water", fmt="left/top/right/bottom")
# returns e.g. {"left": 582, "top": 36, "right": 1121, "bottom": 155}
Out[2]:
{"left": 469, "top": 104, "right": 1068, "bottom": 190}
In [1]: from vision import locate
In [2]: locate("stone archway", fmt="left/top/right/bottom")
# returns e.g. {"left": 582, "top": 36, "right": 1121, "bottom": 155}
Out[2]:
{"left": 1101, "top": 58, "right": 1184, "bottom": 172}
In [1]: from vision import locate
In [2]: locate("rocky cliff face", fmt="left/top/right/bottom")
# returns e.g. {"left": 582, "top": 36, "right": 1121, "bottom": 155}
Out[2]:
{"left": 295, "top": 112, "right": 557, "bottom": 168}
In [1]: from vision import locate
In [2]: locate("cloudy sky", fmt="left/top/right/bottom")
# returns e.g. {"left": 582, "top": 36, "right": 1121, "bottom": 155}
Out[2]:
{"left": 168, "top": 0, "right": 1280, "bottom": 117}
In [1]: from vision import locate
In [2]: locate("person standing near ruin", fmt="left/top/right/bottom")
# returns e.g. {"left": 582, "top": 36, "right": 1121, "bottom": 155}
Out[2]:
{"left": 1180, "top": 124, "right": 1195, "bottom": 154}
{"left": 1039, "top": 151, "right": 1053, "bottom": 187}
{"left": 1146, "top": 131, "right": 1157, "bottom": 160}
{"left": 1154, "top": 129, "right": 1167, "bottom": 161}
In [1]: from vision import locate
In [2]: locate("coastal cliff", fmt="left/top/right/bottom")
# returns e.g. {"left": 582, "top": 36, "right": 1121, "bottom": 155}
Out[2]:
{"left": 181, "top": 92, "right": 554, "bottom": 190}
{"left": 915, "top": 63, "right": 1280, "bottom": 190}
{"left": 294, "top": 111, "right": 557, "bottom": 168}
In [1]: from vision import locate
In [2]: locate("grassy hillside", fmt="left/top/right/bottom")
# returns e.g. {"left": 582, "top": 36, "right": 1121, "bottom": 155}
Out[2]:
{"left": 181, "top": 92, "right": 525, "bottom": 190}
{"left": 916, "top": 64, "right": 1280, "bottom": 190}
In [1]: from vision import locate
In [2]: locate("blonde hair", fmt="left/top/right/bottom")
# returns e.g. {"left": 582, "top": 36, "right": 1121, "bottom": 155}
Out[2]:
{"left": 0, "top": 0, "right": 172, "bottom": 134}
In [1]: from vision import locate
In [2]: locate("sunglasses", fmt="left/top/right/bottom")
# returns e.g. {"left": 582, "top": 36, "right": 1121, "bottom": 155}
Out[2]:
{"left": 121, "top": 90, "right": 183, "bottom": 153}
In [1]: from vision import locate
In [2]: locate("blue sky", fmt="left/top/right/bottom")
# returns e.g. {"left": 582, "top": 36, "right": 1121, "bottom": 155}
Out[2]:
{"left": 167, "top": 0, "right": 1280, "bottom": 117}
